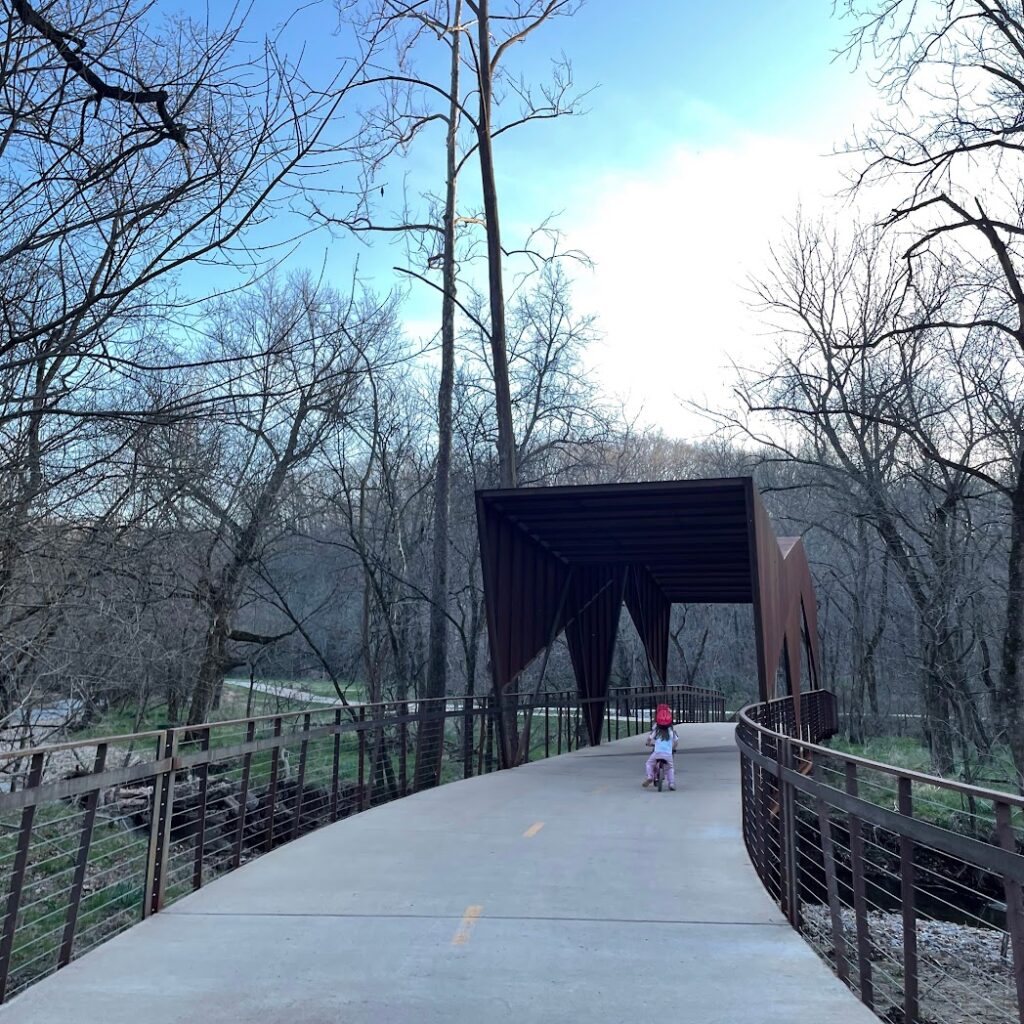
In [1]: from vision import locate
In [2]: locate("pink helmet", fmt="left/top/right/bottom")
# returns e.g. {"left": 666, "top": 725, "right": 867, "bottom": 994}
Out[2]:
{"left": 655, "top": 703, "right": 672, "bottom": 727}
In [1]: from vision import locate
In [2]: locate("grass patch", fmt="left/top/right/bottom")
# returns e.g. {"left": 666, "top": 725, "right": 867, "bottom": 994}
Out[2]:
{"left": 828, "top": 735, "right": 935, "bottom": 773}
{"left": 0, "top": 800, "right": 150, "bottom": 998}
{"left": 74, "top": 685, "right": 343, "bottom": 744}
{"left": 829, "top": 735, "right": 1019, "bottom": 792}
{"left": 824, "top": 734, "right": 1022, "bottom": 834}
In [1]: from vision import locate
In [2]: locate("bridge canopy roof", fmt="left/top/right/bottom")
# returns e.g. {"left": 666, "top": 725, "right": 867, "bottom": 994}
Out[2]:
{"left": 477, "top": 478, "right": 755, "bottom": 603}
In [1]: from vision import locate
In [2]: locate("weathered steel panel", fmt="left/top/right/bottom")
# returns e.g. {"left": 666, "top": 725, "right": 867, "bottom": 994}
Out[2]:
{"left": 565, "top": 565, "right": 627, "bottom": 745}
{"left": 476, "top": 492, "right": 572, "bottom": 693}
{"left": 624, "top": 564, "right": 670, "bottom": 683}
{"left": 745, "top": 485, "right": 823, "bottom": 707}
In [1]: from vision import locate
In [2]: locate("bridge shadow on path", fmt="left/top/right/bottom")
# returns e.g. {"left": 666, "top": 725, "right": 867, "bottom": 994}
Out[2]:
{"left": 2, "top": 724, "right": 875, "bottom": 1024}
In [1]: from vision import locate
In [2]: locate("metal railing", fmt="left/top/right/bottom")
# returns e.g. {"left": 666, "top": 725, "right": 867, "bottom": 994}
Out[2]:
{"left": 0, "top": 683, "right": 724, "bottom": 1002}
{"left": 736, "top": 689, "right": 1024, "bottom": 1024}
{"left": 604, "top": 683, "right": 725, "bottom": 735}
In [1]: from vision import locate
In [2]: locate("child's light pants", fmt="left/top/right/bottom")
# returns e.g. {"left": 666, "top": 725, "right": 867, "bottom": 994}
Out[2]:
{"left": 645, "top": 752, "right": 674, "bottom": 786}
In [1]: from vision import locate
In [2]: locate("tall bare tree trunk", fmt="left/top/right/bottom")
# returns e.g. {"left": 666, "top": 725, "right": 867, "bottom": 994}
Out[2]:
{"left": 1000, "top": 471, "right": 1024, "bottom": 790}
{"left": 475, "top": 0, "right": 516, "bottom": 489}
{"left": 189, "top": 597, "right": 231, "bottom": 724}
{"left": 474, "top": 0, "right": 519, "bottom": 767}
{"left": 415, "top": 4, "right": 462, "bottom": 791}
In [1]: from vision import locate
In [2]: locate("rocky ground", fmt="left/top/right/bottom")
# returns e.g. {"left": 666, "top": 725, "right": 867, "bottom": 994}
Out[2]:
{"left": 802, "top": 904, "right": 1016, "bottom": 1024}
{"left": 0, "top": 739, "right": 146, "bottom": 792}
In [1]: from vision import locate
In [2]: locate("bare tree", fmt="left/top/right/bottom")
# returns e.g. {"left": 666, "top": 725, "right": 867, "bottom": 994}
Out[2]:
{"left": 842, "top": 0, "right": 1024, "bottom": 781}
{"left": 0, "top": 0, "right": 386, "bottom": 724}
{"left": 728, "top": 219, "right": 991, "bottom": 772}
{"left": 322, "top": 0, "right": 584, "bottom": 781}
{"left": 139, "top": 275, "right": 400, "bottom": 724}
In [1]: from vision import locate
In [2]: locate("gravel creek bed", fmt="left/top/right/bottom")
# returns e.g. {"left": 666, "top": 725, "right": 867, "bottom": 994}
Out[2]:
{"left": 802, "top": 904, "right": 1017, "bottom": 1024}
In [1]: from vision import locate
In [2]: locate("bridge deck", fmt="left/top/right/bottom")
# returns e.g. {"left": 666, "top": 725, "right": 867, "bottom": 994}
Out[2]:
{"left": 2, "top": 724, "right": 874, "bottom": 1023}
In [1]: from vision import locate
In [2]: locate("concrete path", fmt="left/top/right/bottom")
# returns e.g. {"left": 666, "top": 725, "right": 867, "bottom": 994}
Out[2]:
{"left": 223, "top": 678, "right": 340, "bottom": 705}
{"left": 2, "top": 724, "right": 875, "bottom": 1024}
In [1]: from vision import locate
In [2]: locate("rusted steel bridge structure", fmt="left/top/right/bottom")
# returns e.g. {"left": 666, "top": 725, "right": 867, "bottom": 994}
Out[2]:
{"left": 477, "top": 478, "right": 822, "bottom": 750}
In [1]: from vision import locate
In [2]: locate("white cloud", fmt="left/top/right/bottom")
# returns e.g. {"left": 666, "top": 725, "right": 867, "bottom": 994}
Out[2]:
{"left": 567, "top": 134, "right": 864, "bottom": 440}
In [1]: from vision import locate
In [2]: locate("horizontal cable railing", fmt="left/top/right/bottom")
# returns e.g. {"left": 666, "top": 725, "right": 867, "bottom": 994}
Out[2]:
{"left": 0, "top": 683, "right": 724, "bottom": 1002}
{"left": 736, "top": 689, "right": 1024, "bottom": 1024}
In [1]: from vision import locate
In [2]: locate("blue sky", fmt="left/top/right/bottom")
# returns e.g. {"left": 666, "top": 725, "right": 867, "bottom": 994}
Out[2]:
{"left": 503, "top": 0, "right": 863, "bottom": 158}
{"left": 197, "top": 0, "right": 876, "bottom": 434}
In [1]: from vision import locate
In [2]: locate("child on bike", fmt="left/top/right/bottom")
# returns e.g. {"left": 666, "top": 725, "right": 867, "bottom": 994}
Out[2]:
{"left": 642, "top": 703, "right": 679, "bottom": 790}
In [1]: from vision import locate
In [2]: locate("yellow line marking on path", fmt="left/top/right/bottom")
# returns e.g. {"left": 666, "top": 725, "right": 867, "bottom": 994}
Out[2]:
{"left": 591, "top": 785, "right": 609, "bottom": 795}
{"left": 451, "top": 905, "right": 483, "bottom": 946}
{"left": 523, "top": 821, "right": 544, "bottom": 838}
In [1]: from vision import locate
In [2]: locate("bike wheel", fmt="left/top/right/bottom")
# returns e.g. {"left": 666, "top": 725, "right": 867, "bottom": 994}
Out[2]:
{"left": 657, "top": 766, "right": 663, "bottom": 792}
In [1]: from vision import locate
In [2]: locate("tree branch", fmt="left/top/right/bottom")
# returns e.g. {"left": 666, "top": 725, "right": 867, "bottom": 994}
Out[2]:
{"left": 13, "top": 0, "right": 188, "bottom": 149}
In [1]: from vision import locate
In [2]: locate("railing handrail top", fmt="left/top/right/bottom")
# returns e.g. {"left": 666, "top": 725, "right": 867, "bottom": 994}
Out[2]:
{"left": 0, "top": 696, "right": 482, "bottom": 763}
{"left": 607, "top": 683, "right": 724, "bottom": 698}
{"left": 0, "top": 685, "right": 726, "bottom": 765}
{"left": 0, "top": 728, "right": 170, "bottom": 763}
{"left": 737, "top": 697, "right": 1024, "bottom": 810}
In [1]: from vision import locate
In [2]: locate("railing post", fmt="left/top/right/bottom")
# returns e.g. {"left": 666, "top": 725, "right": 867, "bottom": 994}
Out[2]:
{"left": 264, "top": 716, "right": 282, "bottom": 852}
{"left": 897, "top": 777, "right": 919, "bottom": 1023}
{"left": 748, "top": 749, "right": 762, "bottom": 857}
{"left": 544, "top": 697, "right": 550, "bottom": 759}
{"left": 144, "top": 730, "right": 177, "bottom": 918}
{"left": 59, "top": 743, "right": 108, "bottom": 969}
{"left": 460, "top": 696, "right": 471, "bottom": 774}
{"left": 464, "top": 697, "right": 474, "bottom": 778}
{"left": 845, "top": 762, "right": 874, "bottom": 1010}
{"left": 996, "top": 802, "right": 1024, "bottom": 1023}
{"left": 399, "top": 701, "right": 409, "bottom": 795}
{"left": 292, "top": 713, "right": 311, "bottom": 841}
{"left": 778, "top": 738, "right": 800, "bottom": 928}
{"left": 476, "top": 699, "right": 487, "bottom": 775}
{"left": 813, "top": 762, "right": 848, "bottom": 986}
{"left": 444, "top": 697, "right": 455, "bottom": 771}
{"left": 742, "top": 742, "right": 763, "bottom": 883}
{"left": 0, "top": 751, "right": 44, "bottom": 1002}
{"left": 331, "top": 709, "right": 342, "bottom": 821}
{"left": 233, "top": 720, "right": 256, "bottom": 869}
{"left": 191, "top": 728, "right": 211, "bottom": 891}
{"left": 486, "top": 696, "right": 496, "bottom": 770}
{"left": 755, "top": 736, "right": 771, "bottom": 888}
{"left": 358, "top": 706, "right": 367, "bottom": 810}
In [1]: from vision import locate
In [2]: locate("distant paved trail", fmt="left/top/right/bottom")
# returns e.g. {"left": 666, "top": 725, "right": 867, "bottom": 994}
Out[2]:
{"left": 223, "top": 678, "right": 339, "bottom": 706}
